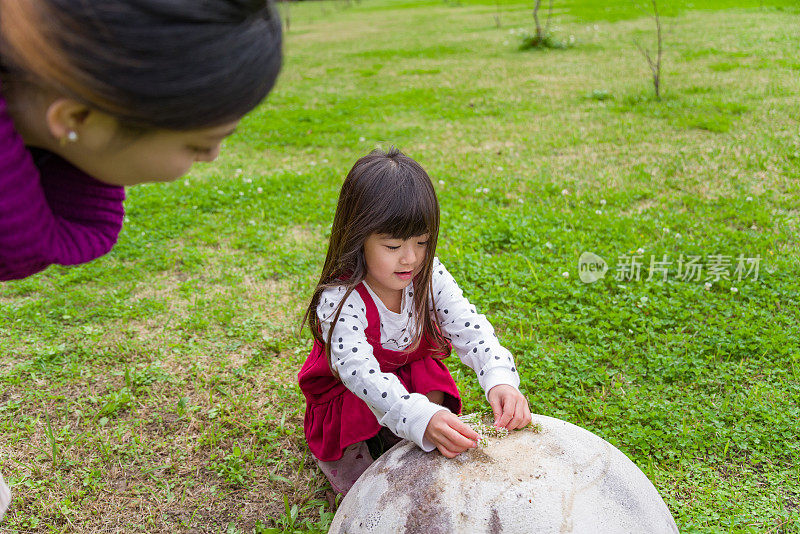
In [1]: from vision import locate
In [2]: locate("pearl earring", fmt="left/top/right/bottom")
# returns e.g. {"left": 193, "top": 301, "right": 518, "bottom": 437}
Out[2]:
{"left": 60, "top": 130, "right": 79, "bottom": 147}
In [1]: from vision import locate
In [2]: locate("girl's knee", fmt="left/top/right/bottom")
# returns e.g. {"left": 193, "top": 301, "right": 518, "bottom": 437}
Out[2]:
{"left": 426, "top": 390, "right": 445, "bottom": 405}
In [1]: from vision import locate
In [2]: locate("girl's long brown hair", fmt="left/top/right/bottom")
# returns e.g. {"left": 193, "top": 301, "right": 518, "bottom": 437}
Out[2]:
{"left": 302, "top": 148, "right": 448, "bottom": 365}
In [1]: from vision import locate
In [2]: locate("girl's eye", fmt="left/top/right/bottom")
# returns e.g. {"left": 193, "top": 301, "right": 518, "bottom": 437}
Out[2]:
{"left": 417, "top": 241, "right": 428, "bottom": 246}
{"left": 386, "top": 245, "right": 400, "bottom": 250}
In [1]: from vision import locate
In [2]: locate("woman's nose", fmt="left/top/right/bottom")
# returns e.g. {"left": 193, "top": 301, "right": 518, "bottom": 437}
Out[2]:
{"left": 196, "top": 145, "right": 221, "bottom": 163}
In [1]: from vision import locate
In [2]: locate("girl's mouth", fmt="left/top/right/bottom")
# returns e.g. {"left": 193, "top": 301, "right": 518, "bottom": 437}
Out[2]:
{"left": 395, "top": 270, "right": 414, "bottom": 280}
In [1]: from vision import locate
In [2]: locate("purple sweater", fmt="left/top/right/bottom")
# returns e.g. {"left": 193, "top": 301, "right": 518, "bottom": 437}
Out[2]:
{"left": 0, "top": 86, "right": 126, "bottom": 281}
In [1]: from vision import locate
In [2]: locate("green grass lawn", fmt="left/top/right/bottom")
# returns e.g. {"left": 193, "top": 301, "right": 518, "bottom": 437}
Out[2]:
{"left": 1, "top": 0, "right": 799, "bottom": 532}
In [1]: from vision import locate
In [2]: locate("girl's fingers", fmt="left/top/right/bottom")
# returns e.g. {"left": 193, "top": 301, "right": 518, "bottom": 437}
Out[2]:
{"left": 489, "top": 395, "right": 502, "bottom": 426}
{"left": 522, "top": 401, "right": 532, "bottom": 427}
{"left": 497, "top": 400, "right": 514, "bottom": 429}
{"left": 452, "top": 418, "right": 481, "bottom": 441}
{"left": 435, "top": 435, "right": 465, "bottom": 457}
{"left": 437, "top": 443, "right": 458, "bottom": 458}
{"left": 441, "top": 426, "right": 477, "bottom": 451}
{"left": 432, "top": 419, "right": 478, "bottom": 454}
{"left": 508, "top": 397, "right": 526, "bottom": 428}
{"left": 512, "top": 397, "right": 532, "bottom": 429}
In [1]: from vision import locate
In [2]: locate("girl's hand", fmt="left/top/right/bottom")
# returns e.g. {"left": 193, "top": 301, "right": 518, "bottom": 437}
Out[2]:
{"left": 487, "top": 384, "right": 532, "bottom": 430}
{"left": 424, "top": 410, "right": 480, "bottom": 458}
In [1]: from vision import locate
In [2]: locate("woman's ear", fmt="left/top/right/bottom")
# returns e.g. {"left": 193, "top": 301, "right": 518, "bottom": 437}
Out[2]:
{"left": 45, "top": 98, "right": 89, "bottom": 140}
{"left": 44, "top": 98, "right": 117, "bottom": 149}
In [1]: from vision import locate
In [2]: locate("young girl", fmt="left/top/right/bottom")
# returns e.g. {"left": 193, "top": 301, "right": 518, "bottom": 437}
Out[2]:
{"left": 299, "top": 148, "right": 532, "bottom": 494}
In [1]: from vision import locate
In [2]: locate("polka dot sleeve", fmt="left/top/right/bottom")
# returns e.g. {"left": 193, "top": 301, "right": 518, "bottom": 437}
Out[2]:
{"left": 318, "top": 286, "right": 449, "bottom": 451}
{"left": 430, "top": 258, "right": 521, "bottom": 398}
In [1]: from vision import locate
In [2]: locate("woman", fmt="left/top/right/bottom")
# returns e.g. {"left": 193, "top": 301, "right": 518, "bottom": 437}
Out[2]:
{"left": 0, "top": 0, "right": 282, "bottom": 280}
{"left": 0, "top": 0, "right": 283, "bottom": 518}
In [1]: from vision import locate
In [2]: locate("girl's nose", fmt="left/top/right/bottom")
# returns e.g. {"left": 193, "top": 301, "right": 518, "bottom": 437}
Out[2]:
{"left": 400, "top": 245, "right": 416, "bottom": 264}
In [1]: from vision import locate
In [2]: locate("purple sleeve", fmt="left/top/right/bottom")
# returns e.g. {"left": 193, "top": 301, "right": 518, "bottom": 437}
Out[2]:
{"left": 0, "top": 85, "right": 126, "bottom": 281}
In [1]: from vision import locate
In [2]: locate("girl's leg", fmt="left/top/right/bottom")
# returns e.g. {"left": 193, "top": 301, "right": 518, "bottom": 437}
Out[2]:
{"left": 314, "top": 441, "right": 373, "bottom": 495}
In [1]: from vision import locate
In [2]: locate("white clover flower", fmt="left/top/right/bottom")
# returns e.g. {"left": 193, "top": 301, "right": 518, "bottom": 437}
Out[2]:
{"left": 663, "top": 227, "right": 670, "bottom": 233}
{"left": 244, "top": 178, "right": 252, "bottom": 184}
{"left": 640, "top": 296, "right": 648, "bottom": 303}
{"left": 746, "top": 196, "right": 753, "bottom": 202}
{"left": 359, "top": 136, "right": 366, "bottom": 142}
{"left": 235, "top": 168, "right": 243, "bottom": 175}
{"left": 637, "top": 247, "right": 645, "bottom": 254}
{"left": 675, "top": 233, "right": 682, "bottom": 239}
{"left": 123, "top": 217, "right": 130, "bottom": 223}
{"left": 545, "top": 242, "right": 553, "bottom": 249}
{"left": 518, "top": 198, "right": 524, "bottom": 204}
{"left": 562, "top": 271, "right": 570, "bottom": 278}
{"left": 497, "top": 166, "right": 504, "bottom": 172}
{"left": 482, "top": 188, "right": 490, "bottom": 193}
{"left": 628, "top": 328, "right": 634, "bottom": 334}
{"left": 239, "top": 192, "right": 244, "bottom": 196}
{"left": 600, "top": 199, "right": 607, "bottom": 205}
{"left": 248, "top": 220, "right": 256, "bottom": 226}
{"left": 183, "top": 180, "right": 190, "bottom": 186}
{"left": 475, "top": 188, "right": 482, "bottom": 193}
{"left": 730, "top": 287, "right": 738, "bottom": 293}
{"left": 459, "top": 413, "right": 509, "bottom": 447}
{"left": 438, "top": 180, "right": 445, "bottom": 185}
{"left": 561, "top": 188, "right": 570, "bottom": 196}
{"left": 704, "top": 282, "right": 712, "bottom": 291}
{"left": 257, "top": 187, "right": 263, "bottom": 193}
{"left": 595, "top": 209, "right": 602, "bottom": 215}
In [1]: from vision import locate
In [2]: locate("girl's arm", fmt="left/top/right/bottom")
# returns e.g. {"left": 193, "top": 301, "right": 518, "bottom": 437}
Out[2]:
{"left": 431, "top": 258, "right": 521, "bottom": 395}
{"left": 0, "top": 86, "right": 125, "bottom": 281}
{"left": 318, "top": 286, "right": 457, "bottom": 452}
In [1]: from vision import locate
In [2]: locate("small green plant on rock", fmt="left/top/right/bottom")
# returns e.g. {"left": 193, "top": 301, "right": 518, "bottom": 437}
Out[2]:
{"left": 459, "top": 412, "right": 509, "bottom": 447}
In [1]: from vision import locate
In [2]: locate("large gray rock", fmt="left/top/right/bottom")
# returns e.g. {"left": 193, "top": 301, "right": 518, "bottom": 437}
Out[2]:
{"left": 0, "top": 473, "right": 10, "bottom": 520}
{"left": 330, "top": 414, "right": 679, "bottom": 533}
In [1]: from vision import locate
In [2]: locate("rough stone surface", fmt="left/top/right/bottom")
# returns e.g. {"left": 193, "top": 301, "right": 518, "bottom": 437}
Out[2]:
{"left": 329, "top": 414, "right": 679, "bottom": 534}
{"left": 0, "top": 473, "right": 10, "bottom": 519}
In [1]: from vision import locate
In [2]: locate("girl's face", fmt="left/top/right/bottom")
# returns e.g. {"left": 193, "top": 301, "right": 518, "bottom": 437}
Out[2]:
{"left": 363, "top": 232, "right": 429, "bottom": 300}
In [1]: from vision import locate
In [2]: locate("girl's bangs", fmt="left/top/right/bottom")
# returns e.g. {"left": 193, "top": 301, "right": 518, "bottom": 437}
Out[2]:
{"left": 373, "top": 188, "right": 436, "bottom": 240}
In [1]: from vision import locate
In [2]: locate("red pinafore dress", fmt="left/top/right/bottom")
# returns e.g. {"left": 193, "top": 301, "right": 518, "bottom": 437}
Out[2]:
{"left": 298, "top": 283, "right": 462, "bottom": 462}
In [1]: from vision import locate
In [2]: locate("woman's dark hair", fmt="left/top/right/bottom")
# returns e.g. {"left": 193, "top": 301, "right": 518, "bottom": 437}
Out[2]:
{"left": 302, "top": 148, "right": 448, "bottom": 367}
{"left": 0, "top": 0, "right": 282, "bottom": 130}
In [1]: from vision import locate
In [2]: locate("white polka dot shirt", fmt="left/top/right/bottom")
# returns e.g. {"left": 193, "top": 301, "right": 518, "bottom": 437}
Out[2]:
{"left": 318, "top": 257, "right": 521, "bottom": 452}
